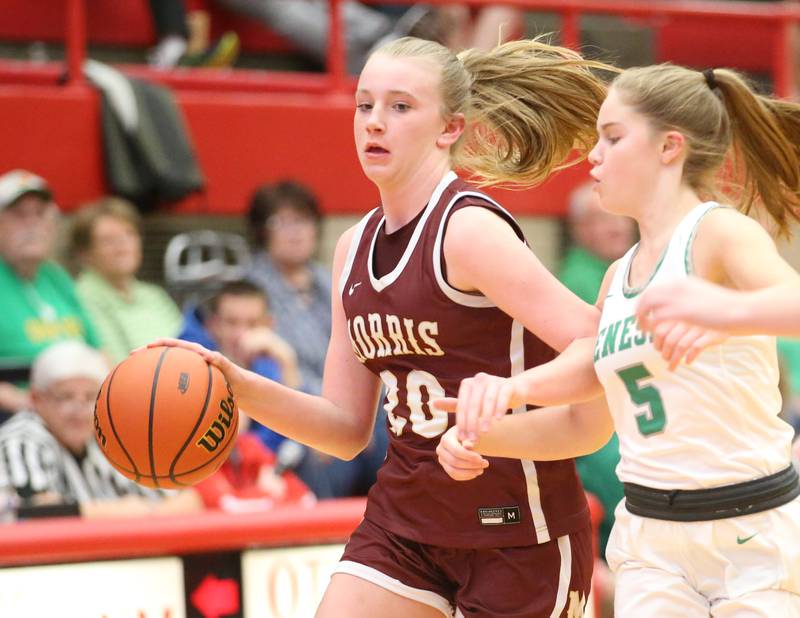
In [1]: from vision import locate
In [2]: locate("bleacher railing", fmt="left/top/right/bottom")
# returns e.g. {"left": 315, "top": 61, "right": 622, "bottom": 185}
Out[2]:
{"left": 50, "top": 0, "right": 800, "bottom": 96}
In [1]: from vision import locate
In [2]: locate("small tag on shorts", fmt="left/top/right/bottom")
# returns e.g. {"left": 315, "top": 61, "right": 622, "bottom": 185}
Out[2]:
{"left": 478, "top": 506, "right": 521, "bottom": 525}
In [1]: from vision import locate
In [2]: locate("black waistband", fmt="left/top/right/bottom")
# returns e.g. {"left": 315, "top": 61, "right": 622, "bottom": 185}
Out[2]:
{"left": 624, "top": 464, "right": 800, "bottom": 522}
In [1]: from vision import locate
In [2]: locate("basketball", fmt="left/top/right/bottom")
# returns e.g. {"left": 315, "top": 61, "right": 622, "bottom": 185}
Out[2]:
{"left": 93, "top": 345, "right": 238, "bottom": 489}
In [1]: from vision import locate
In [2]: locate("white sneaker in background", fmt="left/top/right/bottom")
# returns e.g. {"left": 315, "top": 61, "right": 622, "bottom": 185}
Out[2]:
{"left": 147, "top": 35, "right": 188, "bottom": 69}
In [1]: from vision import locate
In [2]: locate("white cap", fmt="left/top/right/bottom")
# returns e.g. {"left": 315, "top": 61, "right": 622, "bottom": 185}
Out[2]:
{"left": 30, "top": 341, "right": 109, "bottom": 391}
{"left": 0, "top": 169, "right": 53, "bottom": 212}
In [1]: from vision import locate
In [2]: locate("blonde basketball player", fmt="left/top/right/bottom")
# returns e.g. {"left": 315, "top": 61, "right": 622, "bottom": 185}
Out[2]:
{"left": 436, "top": 65, "right": 800, "bottom": 616}
{"left": 152, "top": 37, "right": 618, "bottom": 617}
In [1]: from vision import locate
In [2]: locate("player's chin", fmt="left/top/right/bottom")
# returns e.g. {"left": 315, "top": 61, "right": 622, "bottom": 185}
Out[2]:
{"left": 359, "top": 160, "right": 392, "bottom": 181}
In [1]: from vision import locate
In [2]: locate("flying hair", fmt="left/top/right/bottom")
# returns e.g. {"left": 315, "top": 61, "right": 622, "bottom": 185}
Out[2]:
{"left": 373, "top": 36, "right": 617, "bottom": 188}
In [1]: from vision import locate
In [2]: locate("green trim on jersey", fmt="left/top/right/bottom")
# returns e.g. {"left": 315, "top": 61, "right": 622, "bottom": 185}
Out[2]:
{"left": 683, "top": 204, "right": 729, "bottom": 275}
{"left": 622, "top": 244, "right": 668, "bottom": 299}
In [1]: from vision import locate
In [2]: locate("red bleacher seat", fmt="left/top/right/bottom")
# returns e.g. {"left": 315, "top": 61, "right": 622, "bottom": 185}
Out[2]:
{"left": 654, "top": 15, "right": 775, "bottom": 74}
{"left": 0, "top": 0, "right": 293, "bottom": 54}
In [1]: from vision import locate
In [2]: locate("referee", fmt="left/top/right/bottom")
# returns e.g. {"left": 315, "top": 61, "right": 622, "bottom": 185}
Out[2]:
{"left": 0, "top": 341, "right": 202, "bottom": 519}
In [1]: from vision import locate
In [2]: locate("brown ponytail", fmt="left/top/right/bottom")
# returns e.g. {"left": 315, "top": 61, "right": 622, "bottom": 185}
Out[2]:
{"left": 613, "top": 65, "right": 800, "bottom": 236}
{"left": 713, "top": 69, "right": 800, "bottom": 235}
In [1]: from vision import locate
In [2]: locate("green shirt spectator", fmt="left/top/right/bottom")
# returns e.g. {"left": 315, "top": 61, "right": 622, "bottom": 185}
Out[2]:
{"left": 70, "top": 197, "right": 183, "bottom": 364}
{"left": 574, "top": 433, "right": 624, "bottom": 557}
{"left": 778, "top": 338, "right": 800, "bottom": 395}
{"left": 0, "top": 259, "right": 100, "bottom": 375}
{"left": 0, "top": 169, "right": 100, "bottom": 418}
{"left": 558, "top": 245, "right": 610, "bottom": 305}
{"left": 76, "top": 269, "right": 182, "bottom": 364}
{"left": 777, "top": 338, "right": 800, "bottom": 432}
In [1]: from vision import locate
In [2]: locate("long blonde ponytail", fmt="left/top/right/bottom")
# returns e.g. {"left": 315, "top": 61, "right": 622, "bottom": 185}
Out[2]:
{"left": 456, "top": 40, "right": 614, "bottom": 187}
{"left": 374, "top": 37, "right": 617, "bottom": 188}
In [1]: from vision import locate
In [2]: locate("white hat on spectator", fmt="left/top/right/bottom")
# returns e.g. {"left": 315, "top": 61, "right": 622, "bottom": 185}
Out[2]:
{"left": 0, "top": 169, "right": 53, "bottom": 212}
{"left": 30, "top": 341, "right": 109, "bottom": 391}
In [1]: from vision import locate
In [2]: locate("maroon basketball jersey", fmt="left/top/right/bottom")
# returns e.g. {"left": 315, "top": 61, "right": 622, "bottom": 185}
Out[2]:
{"left": 340, "top": 171, "right": 589, "bottom": 549}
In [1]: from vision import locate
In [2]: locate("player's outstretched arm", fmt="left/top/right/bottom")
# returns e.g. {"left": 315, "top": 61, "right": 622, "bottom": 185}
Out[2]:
{"left": 436, "top": 396, "right": 613, "bottom": 480}
{"left": 639, "top": 209, "right": 800, "bottom": 344}
{"left": 638, "top": 277, "right": 800, "bottom": 338}
{"left": 434, "top": 337, "right": 602, "bottom": 443}
{"left": 434, "top": 260, "right": 624, "bottom": 442}
{"left": 151, "top": 227, "right": 382, "bottom": 461}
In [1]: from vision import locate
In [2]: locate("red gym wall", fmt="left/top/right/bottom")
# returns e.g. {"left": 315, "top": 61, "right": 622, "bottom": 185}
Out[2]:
{"left": 0, "top": 0, "right": 790, "bottom": 217}
{"left": 0, "top": 83, "right": 589, "bottom": 216}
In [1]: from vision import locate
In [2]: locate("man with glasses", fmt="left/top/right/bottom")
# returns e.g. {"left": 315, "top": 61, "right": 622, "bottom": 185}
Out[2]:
{"left": 0, "top": 341, "right": 202, "bottom": 519}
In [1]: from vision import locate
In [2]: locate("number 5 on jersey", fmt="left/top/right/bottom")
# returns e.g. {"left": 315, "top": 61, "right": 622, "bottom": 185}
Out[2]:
{"left": 616, "top": 363, "right": 667, "bottom": 436}
{"left": 380, "top": 370, "right": 449, "bottom": 438}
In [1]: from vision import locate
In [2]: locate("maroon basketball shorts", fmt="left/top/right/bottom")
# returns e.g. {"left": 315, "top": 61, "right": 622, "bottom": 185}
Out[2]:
{"left": 335, "top": 517, "right": 593, "bottom": 617}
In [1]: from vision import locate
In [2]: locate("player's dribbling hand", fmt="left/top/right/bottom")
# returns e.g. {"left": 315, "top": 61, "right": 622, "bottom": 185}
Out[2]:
{"left": 436, "top": 426, "right": 489, "bottom": 481}
{"left": 145, "top": 338, "right": 248, "bottom": 391}
{"left": 648, "top": 321, "right": 728, "bottom": 371}
{"left": 432, "top": 373, "right": 525, "bottom": 443}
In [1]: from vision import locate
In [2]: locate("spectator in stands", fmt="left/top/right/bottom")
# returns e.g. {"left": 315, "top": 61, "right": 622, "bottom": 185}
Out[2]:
{"left": 212, "top": 0, "right": 441, "bottom": 73}
{"left": 0, "top": 170, "right": 100, "bottom": 422}
{"left": 70, "top": 197, "right": 183, "bottom": 365}
{"left": 194, "top": 412, "right": 315, "bottom": 513}
{"left": 246, "top": 181, "right": 329, "bottom": 396}
{"left": 180, "top": 278, "right": 386, "bottom": 498}
{"left": 246, "top": 182, "right": 389, "bottom": 497}
{"left": 148, "top": 0, "right": 240, "bottom": 68}
{"left": 558, "top": 181, "right": 636, "bottom": 618}
{"left": 0, "top": 341, "right": 203, "bottom": 519}
{"left": 180, "top": 279, "right": 301, "bottom": 394}
{"left": 438, "top": 5, "right": 523, "bottom": 51}
{"left": 178, "top": 280, "right": 303, "bottom": 462}
{"left": 777, "top": 338, "right": 800, "bottom": 430}
{"left": 559, "top": 180, "right": 637, "bottom": 305}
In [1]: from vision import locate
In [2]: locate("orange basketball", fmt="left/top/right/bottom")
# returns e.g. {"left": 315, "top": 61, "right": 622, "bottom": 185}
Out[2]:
{"left": 93, "top": 345, "right": 238, "bottom": 489}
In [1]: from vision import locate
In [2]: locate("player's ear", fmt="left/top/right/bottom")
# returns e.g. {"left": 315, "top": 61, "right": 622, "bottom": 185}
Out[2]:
{"left": 437, "top": 113, "right": 465, "bottom": 148}
{"left": 660, "top": 130, "right": 685, "bottom": 165}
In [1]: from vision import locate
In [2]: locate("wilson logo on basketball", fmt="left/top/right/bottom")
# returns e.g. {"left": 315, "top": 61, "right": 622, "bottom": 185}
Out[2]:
{"left": 93, "top": 410, "right": 107, "bottom": 448}
{"left": 196, "top": 385, "right": 237, "bottom": 453}
{"left": 178, "top": 372, "right": 190, "bottom": 394}
{"left": 93, "top": 388, "right": 107, "bottom": 448}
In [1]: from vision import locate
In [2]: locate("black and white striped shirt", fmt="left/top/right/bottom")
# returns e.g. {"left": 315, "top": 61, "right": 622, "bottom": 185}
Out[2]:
{"left": 0, "top": 411, "right": 159, "bottom": 503}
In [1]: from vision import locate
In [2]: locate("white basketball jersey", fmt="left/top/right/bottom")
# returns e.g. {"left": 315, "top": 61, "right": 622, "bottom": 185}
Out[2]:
{"left": 594, "top": 202, "right": 794, "bottom": 490}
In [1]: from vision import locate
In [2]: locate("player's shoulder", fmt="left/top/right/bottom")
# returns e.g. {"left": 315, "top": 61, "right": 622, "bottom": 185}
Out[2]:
{"left": 696, "top": 204, "right": 773, "bottom": 246}
{"left": 596, "top": 259, "right": 623, "bottom": 310}
{"left": 332, "top": 208, "right": 381, "bottom": 280}
{"left": 451, "top": 191, "right": 497, "bottom": 209}
{"left": 445, "top": 193, "right": 519, "bottom": 241}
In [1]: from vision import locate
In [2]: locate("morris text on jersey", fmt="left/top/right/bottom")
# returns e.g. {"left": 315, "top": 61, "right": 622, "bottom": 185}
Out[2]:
{"left": 347, "top": 313, "right": 444, "bottom": 362}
